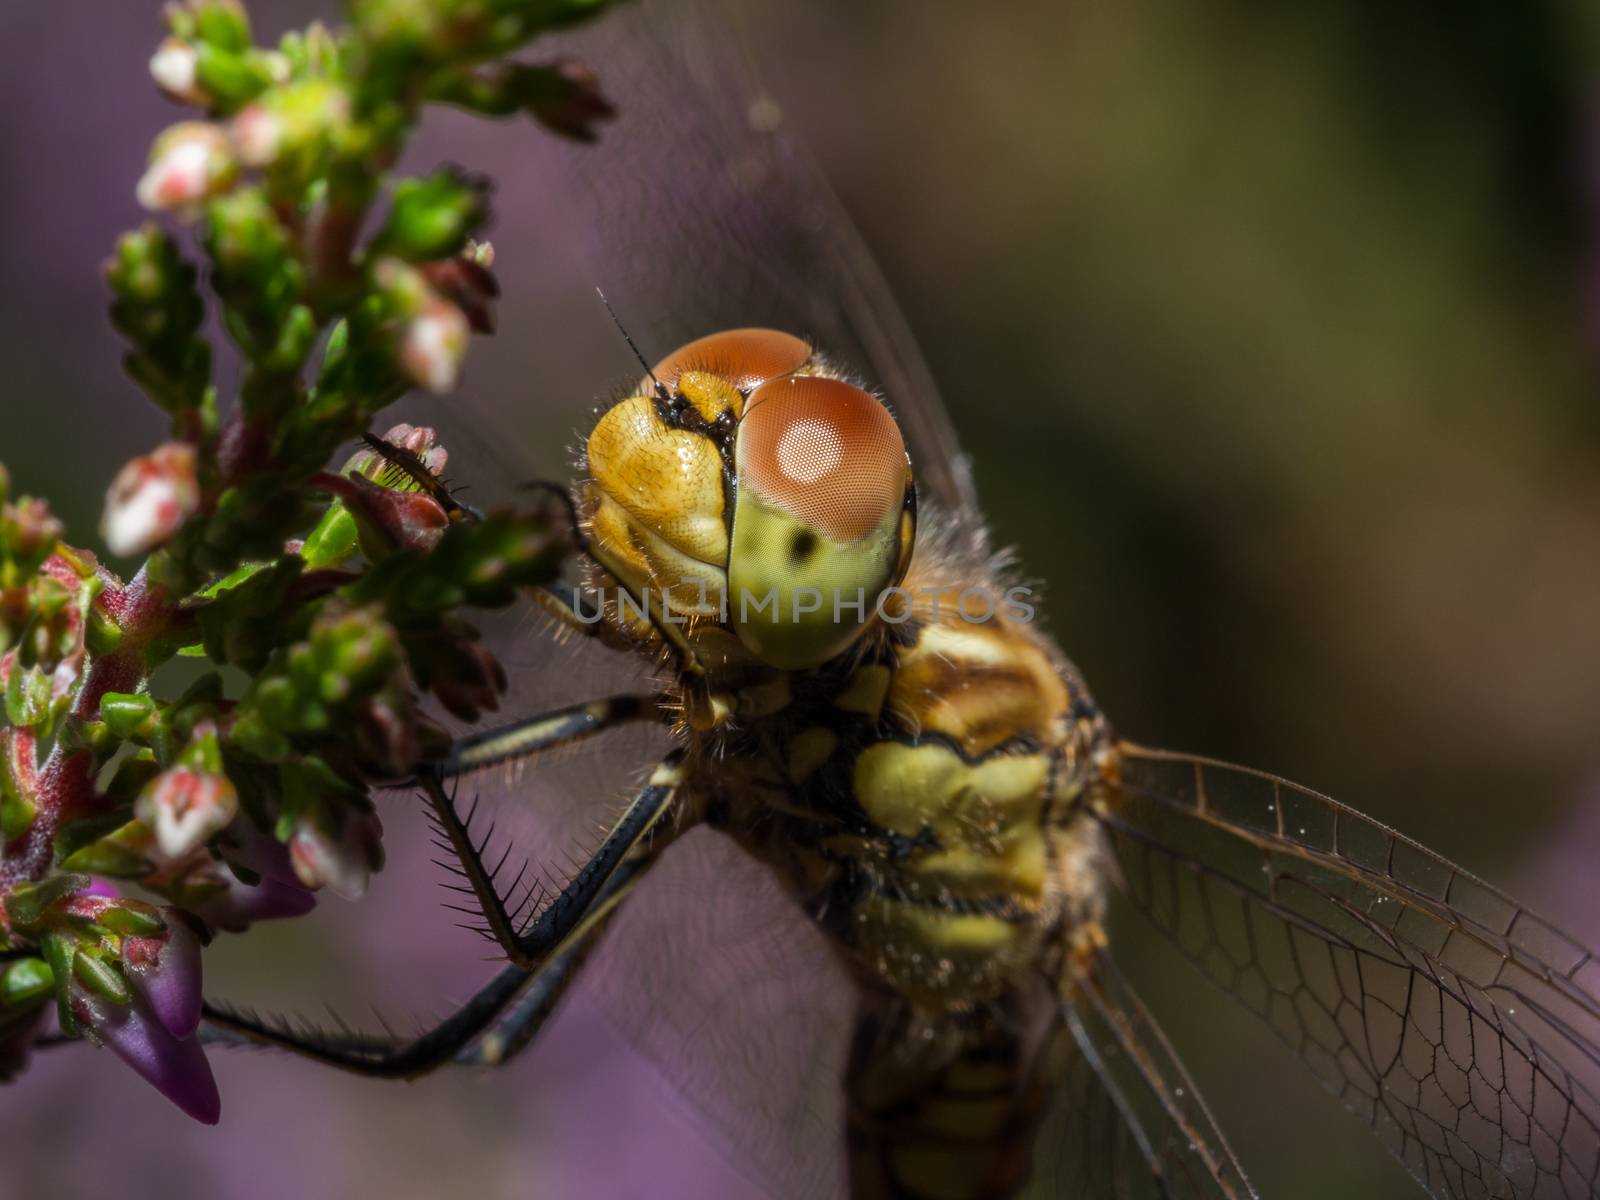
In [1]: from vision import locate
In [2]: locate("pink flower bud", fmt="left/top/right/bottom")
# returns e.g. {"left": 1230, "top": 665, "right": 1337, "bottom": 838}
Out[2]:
{"left": 346, "top": 424, "right": 449, "bottom": 479}
{"left": 136, "top": 122, "right": 236, "bottom": 213}
{"left": 398, "top": 297, "right": 470, "bottom": 394}
{"left": 228, "top": 102, "right": 282, "bottom": 167}
{"left": 288, "top": 809, "right": 384, "bottom": 901}
{"left": 150, "top": 37, "right": 207, "bottom": 106}
{"left": 420, "top": 251, "right": 499, "bottom": 335}
{"left": 100, "top": 442, "right": 200, "bottom": 558}
{"left": 345, "top": 473, "right": 451, "bottom": 552}
{"left": 136, "top": 763, "right": 239, "bottom": 861}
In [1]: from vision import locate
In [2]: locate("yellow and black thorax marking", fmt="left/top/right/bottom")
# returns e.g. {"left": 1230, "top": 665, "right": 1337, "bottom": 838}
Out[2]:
{"left": 711, "top": 578, "right": 1106, "bottom": 1009}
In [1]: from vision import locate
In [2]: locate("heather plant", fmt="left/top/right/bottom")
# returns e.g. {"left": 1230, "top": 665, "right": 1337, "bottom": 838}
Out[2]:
{"left": 0, "top": 0, "right": 618, "bottom": 1121}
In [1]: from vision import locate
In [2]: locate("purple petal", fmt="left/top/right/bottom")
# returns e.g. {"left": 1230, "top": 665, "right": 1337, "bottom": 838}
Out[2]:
{"left": 193, "top": 868, "right": 316, "bottom": 933}
{"left": 219, "top": 818, "right": 299, "bottom": 887}
{"left": 92, "top": 996, "right": 220, "bottom": 1124}
{"left": 124, "top": 911, "right": 203, "bottom": 1039}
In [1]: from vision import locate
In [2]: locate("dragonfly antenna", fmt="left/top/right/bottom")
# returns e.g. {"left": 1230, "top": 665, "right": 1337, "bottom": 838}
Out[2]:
{"left": 596, "top": 288, "right": 671, "bottom": 402}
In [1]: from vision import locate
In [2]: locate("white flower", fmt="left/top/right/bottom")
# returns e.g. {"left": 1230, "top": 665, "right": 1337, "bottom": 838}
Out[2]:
{"left": 136, "top": 765, "right": 240, "bottom": 862}
{"left": 397, "top": 299, "right": 469, "bottom": 394}
{"left": 229, "top": 103, "right": 283, "bottom": 167}
{"left": 100, "top": 442, "right": 200, "bottom": 558}
{"left": 150, "top": 38, "right": 207, "bottom": 106}
{"left": 136, "top": 122, "right": 235, "bottom": 213}
{"left": 289, "top": 811, "right": 383, "bottom": 901}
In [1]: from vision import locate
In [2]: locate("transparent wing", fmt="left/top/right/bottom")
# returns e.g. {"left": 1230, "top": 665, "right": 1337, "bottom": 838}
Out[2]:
{"left": 428, "top": 605, "right": 859, "bottom": 1200}
{"left": 1098, "top": 743, "right": 1600, "bottom": 1200}
{"left": 574, "top": 825, "right": 857, "bottom": 1199}
{"left": 392, "top": 3, "right": 989, "bottom": 1191}
{"left": 532, "top": 0, "right": 980, "bottom": 518}
{"left": 1029, "top": 945, "right": 1256, "bottom": 1199}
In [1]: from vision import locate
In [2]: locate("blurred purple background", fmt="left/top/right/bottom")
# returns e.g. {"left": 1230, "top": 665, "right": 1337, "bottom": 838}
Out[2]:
{"left": 4, "top": 2, "right": 1600, "bottom": 1198}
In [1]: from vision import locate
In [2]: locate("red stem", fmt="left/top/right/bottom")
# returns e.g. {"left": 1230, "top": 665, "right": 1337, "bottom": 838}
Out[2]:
{"left": 0, "top": 566, "right": 171, "bottom": 887}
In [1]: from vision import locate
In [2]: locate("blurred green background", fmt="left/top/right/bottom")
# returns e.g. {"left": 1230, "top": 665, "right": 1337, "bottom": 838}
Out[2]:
{"left": 4, "top": 1, "right": 1600, "bottom": 1197}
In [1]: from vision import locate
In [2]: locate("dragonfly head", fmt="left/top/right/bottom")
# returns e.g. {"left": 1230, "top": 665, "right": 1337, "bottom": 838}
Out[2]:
{"left": 584, "top": 328, "right": 916, "bottom": 671}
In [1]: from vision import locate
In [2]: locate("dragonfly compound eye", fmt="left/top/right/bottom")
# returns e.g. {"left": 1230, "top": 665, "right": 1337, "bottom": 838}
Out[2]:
{"left": 730, "top": 375, "right": 912, "bottom": 668}
{"left": 650, "top": 327, "right": 812, "bottom": 395}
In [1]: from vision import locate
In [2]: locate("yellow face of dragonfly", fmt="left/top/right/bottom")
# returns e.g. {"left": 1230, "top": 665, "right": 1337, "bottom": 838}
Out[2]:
{"left": 584, "top": 328, "right": 916, "bottom": 669}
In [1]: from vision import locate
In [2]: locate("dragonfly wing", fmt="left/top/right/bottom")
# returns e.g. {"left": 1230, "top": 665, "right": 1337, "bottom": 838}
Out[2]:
{"left": 425, "top": 609, "right": 859, "bottom": 1199}
{"left": 537, "top": 0, "right": 980, "bottom": 520}
{"left": 1101, "top": 743, "right": 1600, "bottom": 1200}
{"left": 572, "top": 825, "right": 858, "bottom": 1199}
{"left": 1031, "top": 945, "right": 1257, "bottom": 1199}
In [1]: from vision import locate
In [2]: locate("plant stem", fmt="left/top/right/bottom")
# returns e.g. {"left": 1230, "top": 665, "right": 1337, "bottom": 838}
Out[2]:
{"left": 0, "top": 567, "right": 172, "bottom": 887}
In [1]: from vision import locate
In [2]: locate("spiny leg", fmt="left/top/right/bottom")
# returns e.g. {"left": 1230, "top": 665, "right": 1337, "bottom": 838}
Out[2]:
{"left": 420, "top": 752, "right": 685, "bottom": 968}
{"left": 435, "top": 691, "right": 669, "bottom": 776}
{"left": 455, "top": 900, "right": 610, "bottom": 1069}
{"left": 200, "top": 858, "right": 643, "bottom": 1080}
{"left": 198, "top": 752, "right": 685, "bottom": 1079}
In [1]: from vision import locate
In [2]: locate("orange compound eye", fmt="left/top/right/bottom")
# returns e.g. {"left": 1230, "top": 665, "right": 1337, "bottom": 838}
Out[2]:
{"left": 651, "top": 328, "right": 812, "bottom": 394}
{"left": 738, "top": 376, "right": 907, "bottom": 543}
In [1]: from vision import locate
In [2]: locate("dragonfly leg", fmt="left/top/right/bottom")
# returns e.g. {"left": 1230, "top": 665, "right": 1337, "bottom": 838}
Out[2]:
{"left": 419, "top": 752, "right": 685, "bottom": 970}
{"left": 197, "top": 752, "right": 684, "bottom": 1078}
{"left": 533, "top": 580, "right": 711, "bottom": 685}
{"left": 432, "top": 691, "right": 671, "bottom": 777}
{"left": 199, "top": 858, "right": 641, "bottom": 1080}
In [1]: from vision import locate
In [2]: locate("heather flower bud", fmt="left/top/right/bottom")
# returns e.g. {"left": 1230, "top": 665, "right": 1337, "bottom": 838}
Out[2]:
{"left": 151, "top": 37, "right": 208, "bottom": 106}
{"left": 228, "top": 102, "right": 282, "bottom": 166}
{"left": 374, "top": 258, "right": 471, "bottom": 394}
{"left": 347, "top": 424, "right": 449, "bottom": 480}
{"left": 525, "top": 59, "right": 617, "bottom": 143}
{"left": 336, "top": 473, "right": 451, "bottom": 555}
{"left": 186, "top": 822, "right": 318, "bottom": 931}
{"left": 136, "top": 122, "right": 237, "bottom": 213}
{"left": 134, "top": 723, "right": 238, "bottom": 860}
{"left": 427, "top": 625, "right": 508, "bottom": 722}
{"left": 229, "top": 80, "right": 351, "bottom": 175}
{"left": 1, "top": 493, "right": 65, "bottom": 588}
{"left": 421, "top": 247, "right": 499, "bottom": 335}
{"left": 79, "top": 987, "right": 220, "bottom": 1124}
{"left": 375, "top": 168, "right": 491, "bottom": 262}
{"left": 101, "top": 441, "right": 200, "bottom": 558}
{"left": 352, "top": 688, "right": 420, "bottom": 780}
{"left": 288, "top": 807, "right": 384, "bottom": 901}
{"left": 400, "top": 297, "right": 470, "bottom": 394}
{"left": 166, "top": 0, "right": 251, "bottom": 54}
{"left": 193, "top": 868, "right": 316, "bottom": 932}
{"left": 121, "top": 908, "right": 203, "bottom": 1039}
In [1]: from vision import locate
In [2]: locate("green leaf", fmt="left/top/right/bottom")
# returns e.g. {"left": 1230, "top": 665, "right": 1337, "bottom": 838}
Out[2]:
{"left": 72, "top": 949, "right": 132, "bottom": 1005}
{"left": 4, "top": 874, "right": 89, "bottom": 930}
{"left": 1, "top": 958, "right": 54, "bottom": 1009}
{"left": 40, "top": 934, "right": 76, "bottom": 1036}
{"left": 301, "top": 502, "right": 359, "bottom": 569}
{"left": 100, "top": 692, "right": 159, "bottom": 740}
{"left": 59, "top": 839, "right": 151, "bottom": 880}
{"left": 97, "top": 903, "right": 166, "bottom": 937}
{"left": 372, "top": 168, "right": 490, "bottom": 261}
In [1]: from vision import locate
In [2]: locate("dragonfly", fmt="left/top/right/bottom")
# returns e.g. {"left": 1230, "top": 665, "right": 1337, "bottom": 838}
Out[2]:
{"left": 199, "top": 3, "right": 1600, "bottom": 1197}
